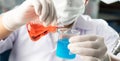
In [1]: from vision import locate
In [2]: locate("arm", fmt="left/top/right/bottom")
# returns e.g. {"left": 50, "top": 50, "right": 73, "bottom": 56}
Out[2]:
{"left": 0, "top": 16, "right": 12, "bottom": 39}
{"left": 0, "top": 0, "right": 56, "bottom": 39}
{"left": 0, "top": 17, "right": 16, "bottom": 53}
{"left": 67, "top": 19, "right": 120, "bottom": 61}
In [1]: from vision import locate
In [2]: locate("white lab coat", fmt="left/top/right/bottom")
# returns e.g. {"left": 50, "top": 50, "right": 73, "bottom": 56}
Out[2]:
{"left": 0, "top": 15, "right": 119, "bottom": 61}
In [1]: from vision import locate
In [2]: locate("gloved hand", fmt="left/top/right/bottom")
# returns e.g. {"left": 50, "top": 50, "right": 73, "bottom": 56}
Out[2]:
{"left": 2, "top": 0, "right": 57, "bottom": 31}
{"left": 68, "top": 35, "right": 108, "bottom": 61}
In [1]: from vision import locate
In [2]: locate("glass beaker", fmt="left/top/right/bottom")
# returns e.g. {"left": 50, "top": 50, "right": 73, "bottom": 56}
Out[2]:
{"left": 56, "top": 29, "right": 80, "bottom": 59}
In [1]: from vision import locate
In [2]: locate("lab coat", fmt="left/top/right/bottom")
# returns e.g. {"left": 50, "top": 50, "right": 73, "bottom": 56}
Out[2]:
{"left": 0, "top": 15, "right": 119, "bottom": 61}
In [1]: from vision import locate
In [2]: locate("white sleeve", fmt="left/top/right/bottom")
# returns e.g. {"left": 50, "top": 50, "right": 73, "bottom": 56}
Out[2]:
{"left": 96, "top": 19, "right": 119, "bottom": 54}
{"left": 0, "top": 30, "right": 18, "bottom": 54}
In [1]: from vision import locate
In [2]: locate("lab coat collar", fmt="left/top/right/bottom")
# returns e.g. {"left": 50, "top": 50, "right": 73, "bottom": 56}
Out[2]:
{"left": 72, "top": 15, "right": 97, "bottom": 30}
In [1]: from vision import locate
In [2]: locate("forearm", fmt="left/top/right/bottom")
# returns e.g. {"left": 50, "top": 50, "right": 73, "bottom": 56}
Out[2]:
{"left": 0, "top": 16, "right": 12, "bottom": 39}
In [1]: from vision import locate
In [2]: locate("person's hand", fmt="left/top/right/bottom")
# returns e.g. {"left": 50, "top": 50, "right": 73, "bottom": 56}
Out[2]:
{"left": 2, "top": 0, "right": 57, "bottom": 31}
{"left": 68, "top": 35, "right": 107, "bottom": 61}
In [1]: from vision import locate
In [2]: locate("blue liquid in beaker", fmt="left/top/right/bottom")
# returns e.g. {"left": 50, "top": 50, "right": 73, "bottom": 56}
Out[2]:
{"left": 56, "top": 38, "right": 76, "bottom": 59}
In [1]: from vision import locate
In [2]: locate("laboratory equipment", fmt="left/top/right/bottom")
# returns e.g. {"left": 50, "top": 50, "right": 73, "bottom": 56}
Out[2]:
{"left": 56, "top": 29, "right": 80, "bottom": 59}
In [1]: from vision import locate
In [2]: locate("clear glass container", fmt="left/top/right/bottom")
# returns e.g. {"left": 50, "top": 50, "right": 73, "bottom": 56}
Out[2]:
{"left": 56, "top": 29, "right": 80, "bottom": 59}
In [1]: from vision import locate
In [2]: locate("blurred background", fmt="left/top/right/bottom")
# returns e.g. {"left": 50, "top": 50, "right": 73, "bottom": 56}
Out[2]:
{"left": 0, "top": 0, "right": 120, "bottom": 61}
{"left": 85, "top": 0, "right": 120, "bottom": 34}
{"left": 0, "top": 0, "right": 24, "bottom": 12}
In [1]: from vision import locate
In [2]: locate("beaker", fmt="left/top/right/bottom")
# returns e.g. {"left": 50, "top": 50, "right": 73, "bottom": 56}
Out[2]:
{"left": 56, "top": 29, "right": 80, "bottom": 59}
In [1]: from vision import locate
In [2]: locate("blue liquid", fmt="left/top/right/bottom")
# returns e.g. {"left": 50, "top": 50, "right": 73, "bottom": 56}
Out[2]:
{"left": 56, "top": 38, "right": 76, "bottom": 59}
